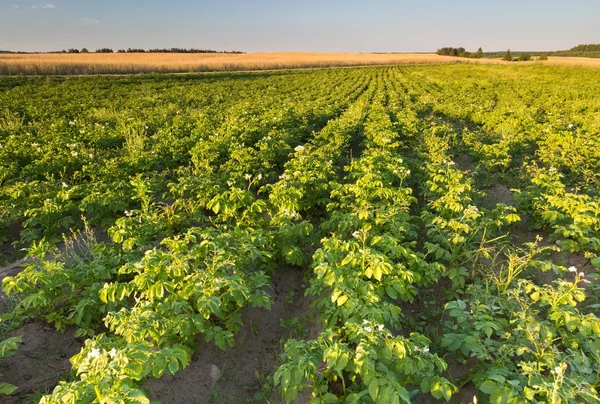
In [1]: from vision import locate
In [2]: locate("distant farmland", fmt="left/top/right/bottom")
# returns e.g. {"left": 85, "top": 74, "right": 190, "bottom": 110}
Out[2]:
{"left": 0, "top": 52, "right": 511, "bottom": 75}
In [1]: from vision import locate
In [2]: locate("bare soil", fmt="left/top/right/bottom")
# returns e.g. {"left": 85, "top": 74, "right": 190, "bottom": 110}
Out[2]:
{"left": 0, "top": 322, "right": 83, "bottom": 403}
{"left": 482, "top": 182, "right": 515, "bottom": 208}
{"left": 454, "top": 153, "right": 475, "bottom": 173}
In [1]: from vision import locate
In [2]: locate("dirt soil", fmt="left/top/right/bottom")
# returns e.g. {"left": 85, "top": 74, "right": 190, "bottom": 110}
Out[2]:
{"left": 0, "top": 322, "right": 83, "bottom": 403}
{"left": 144, "top": 265, "right": 315, "bottom": 403}
{"left": 454, "top": 153, "right": 475, "bottom": 173}
{"left": 482, "top": 182, "right": 515, "bottom": 208}
{"left": 0, "top": 255, "right": 83, "bottom": 404}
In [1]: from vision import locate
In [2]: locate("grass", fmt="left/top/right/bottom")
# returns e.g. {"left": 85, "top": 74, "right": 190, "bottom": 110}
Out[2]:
{"left": 0, "top": 52, "right": 509, "bottom": 76}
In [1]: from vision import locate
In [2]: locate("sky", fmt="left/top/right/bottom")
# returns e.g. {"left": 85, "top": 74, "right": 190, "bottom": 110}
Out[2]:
{"left": 0, "top": 0, "right": 599, "bottom": 53}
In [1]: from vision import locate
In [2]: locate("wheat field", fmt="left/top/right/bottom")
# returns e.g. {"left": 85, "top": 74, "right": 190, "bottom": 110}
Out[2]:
{"left": 0, "top": 52, "right": 510, "bottom": 75}
{"left": 1, "top": 52, "right": 598, "bottom": 75}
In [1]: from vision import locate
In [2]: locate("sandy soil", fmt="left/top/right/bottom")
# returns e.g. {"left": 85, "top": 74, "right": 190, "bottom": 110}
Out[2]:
{"left": 0, "top": 322, "right": 83, "bottom": 403}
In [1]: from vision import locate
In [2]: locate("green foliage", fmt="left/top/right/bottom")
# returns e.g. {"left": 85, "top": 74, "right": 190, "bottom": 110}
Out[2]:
{"left": 1, "top": 65, "right": 600, "bottom": 403}
{"left": 443, "top": 275, "right": 599, "bottom": 403}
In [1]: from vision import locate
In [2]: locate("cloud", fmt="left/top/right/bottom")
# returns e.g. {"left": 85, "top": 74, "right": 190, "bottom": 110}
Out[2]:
{"left": 11, "top": 4, "right": 56, "bottom": 9}
{"left": 79, "top": 18, "right": 100, "bottom": 26}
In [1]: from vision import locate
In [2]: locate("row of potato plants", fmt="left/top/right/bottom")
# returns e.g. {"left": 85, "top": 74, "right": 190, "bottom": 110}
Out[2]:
{"left": 275, "top": 74, "right": 456, "bottom": 403}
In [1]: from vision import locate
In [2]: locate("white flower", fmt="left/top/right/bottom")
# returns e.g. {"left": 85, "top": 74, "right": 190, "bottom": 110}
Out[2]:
{"left": 363, "top": 319, "right": 369, "bottom": 325}
{"left": 88, "top": 348, "right": 101, "bottom": 359}
{"left": 256, "top": 173, "right": 263, "bottom": 180}
{"left": 364, "top": 326, "right": 372, "bottom": 333}
{"left": 568, "top": 266, "right": 577, "bottom": 273}
{"left": 244, "top": 173, "right": 252, "bottom": 180}
{"left": 294, "top": 145, "right": 305, "bottom": 152}
{"left": 377, "top": 324, "right": 384, "bottom": 331}
{"left": 352, "top": 231, "right": 361, "bottom": 239}
{"left": 69, "top": 121, "right": 76, "bottom": 126}
{"left": 549, "top": 167, "right": 557, "bottom": 172}
{"left": 568, "top": 124, "right": 574, "bottom": 129}
{"left": 71, "top": 151, "right": 78, "bottom": 157}
{"left": 406, "top": 169, "right": 411, "bottom": 175}
{"left": 89, "top": 153, "right": 94, "bottom": 158}
{"left": 109, "top": 348, "right": 117, "bottom": 358}
{"left": 579, "top": 272, "right": 585, "bottom": 277}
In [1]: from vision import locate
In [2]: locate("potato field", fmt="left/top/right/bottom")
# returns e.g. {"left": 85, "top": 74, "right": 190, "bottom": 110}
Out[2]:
{"left": 0, "top": 65, "right": 599, "bottom": 403}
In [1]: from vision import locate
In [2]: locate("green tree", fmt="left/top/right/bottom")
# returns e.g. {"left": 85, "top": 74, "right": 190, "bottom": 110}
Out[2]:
{"left": 475, "top": 47, "right": 483, "bottom": 58}
{"left": 538, "top": 53, "right": 548, "bottom": 61}
{"left": 518, "top": 53, "right": 532, "bottom": 61}
{"left": 502, "top": 49, "right": 512, "bottom": 61}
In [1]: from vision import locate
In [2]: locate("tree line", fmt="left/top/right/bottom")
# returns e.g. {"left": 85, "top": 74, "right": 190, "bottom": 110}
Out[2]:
{"left": 1, "top": 48, "right": 244, "bottom": 54}
{"left": 436, "top": 47, "right": 483, "bottom": 59}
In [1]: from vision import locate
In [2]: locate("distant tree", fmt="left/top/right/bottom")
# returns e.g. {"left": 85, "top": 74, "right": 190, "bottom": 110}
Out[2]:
{"left": 95, "top": 48, "right": 114, "bottom": 53}
{"left": 81, "top": 48, "right": 89, "bottom": 53}
{"left": 475, "top": 47, "right": 483, "bottom": 58}
{"left": 538, "top": 53, "right": 548, "bottom": 61}
{"left": 67, "top": 48, "right": 80, "bottom": 53}
{"left": 437, "top": 47, "right": 467, "bottom": 57}
{"left": 518, "top": 53, "right": 532, "bottom": 61}
{"left": 502, "top": 49, "right": 512, "bottom": 61}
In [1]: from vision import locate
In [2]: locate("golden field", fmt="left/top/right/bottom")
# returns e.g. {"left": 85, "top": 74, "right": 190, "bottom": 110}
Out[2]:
{"left": 0, "top": 52, "right": 509, "bottom": 75}
{"left": 1, "top": 52, "right": 598, "bottom": 75}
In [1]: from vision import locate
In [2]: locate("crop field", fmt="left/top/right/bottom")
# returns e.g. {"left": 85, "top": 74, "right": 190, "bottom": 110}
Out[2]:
{"left": 0, "top": 52, "right": 507, "bottom": 76}
{"left": 0, "top": 64, "right": 599, "bottom": 403}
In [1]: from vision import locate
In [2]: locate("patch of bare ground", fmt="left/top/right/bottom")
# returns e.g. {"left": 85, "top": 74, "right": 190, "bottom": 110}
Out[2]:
{"left": 453, "top": 153, "right": 475, "bottom": 173}
{"left": 144, "top": 265, "right": 316, "bottom": 403}
{"left": 481, "top": 182, "right": 515, "bottom": 208}
{"left": 0, "top": 222, "right": 23, "bottom": 268}
{"left": 0, "top": 322, "right": 83, "bottom": 403}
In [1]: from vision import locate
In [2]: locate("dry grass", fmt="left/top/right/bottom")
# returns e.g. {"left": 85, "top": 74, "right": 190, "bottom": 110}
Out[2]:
{"left": 0, "top": 52, "right": 507, "bottom": 76}
{"left": 541, "top": 56, "right": 600, "bottom": 67}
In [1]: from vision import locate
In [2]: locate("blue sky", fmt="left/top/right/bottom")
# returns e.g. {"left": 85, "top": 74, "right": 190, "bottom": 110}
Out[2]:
{"left": 1, "top": 0, "right": 598, "bottom": 52}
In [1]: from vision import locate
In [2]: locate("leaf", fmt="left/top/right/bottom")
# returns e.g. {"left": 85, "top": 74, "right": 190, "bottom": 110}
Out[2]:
{"left": 373, "top": 265, "right": 383, "bottom": 281}
{"left": 489, "top": 387, "right": 512, "bottom": 404}
{"left": 322, "top": 393, "right": 338, "bottom": 403}
{"left": 337, "top": 295, "right": 349, "bottom": 306}
{"left": 0, "top": 382, "right": 17, "bottom": 395}
{"left": 368, "top": 379, "right": 379, "bottom": 400}
{"left": 480, "top": 380, "right": 499, "bottom": 395}
{"left": 441, "top": 382, "right": 455, "bottom": 401}
{"left": 168, "top": 358, "right": 179, "bottom": 375}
